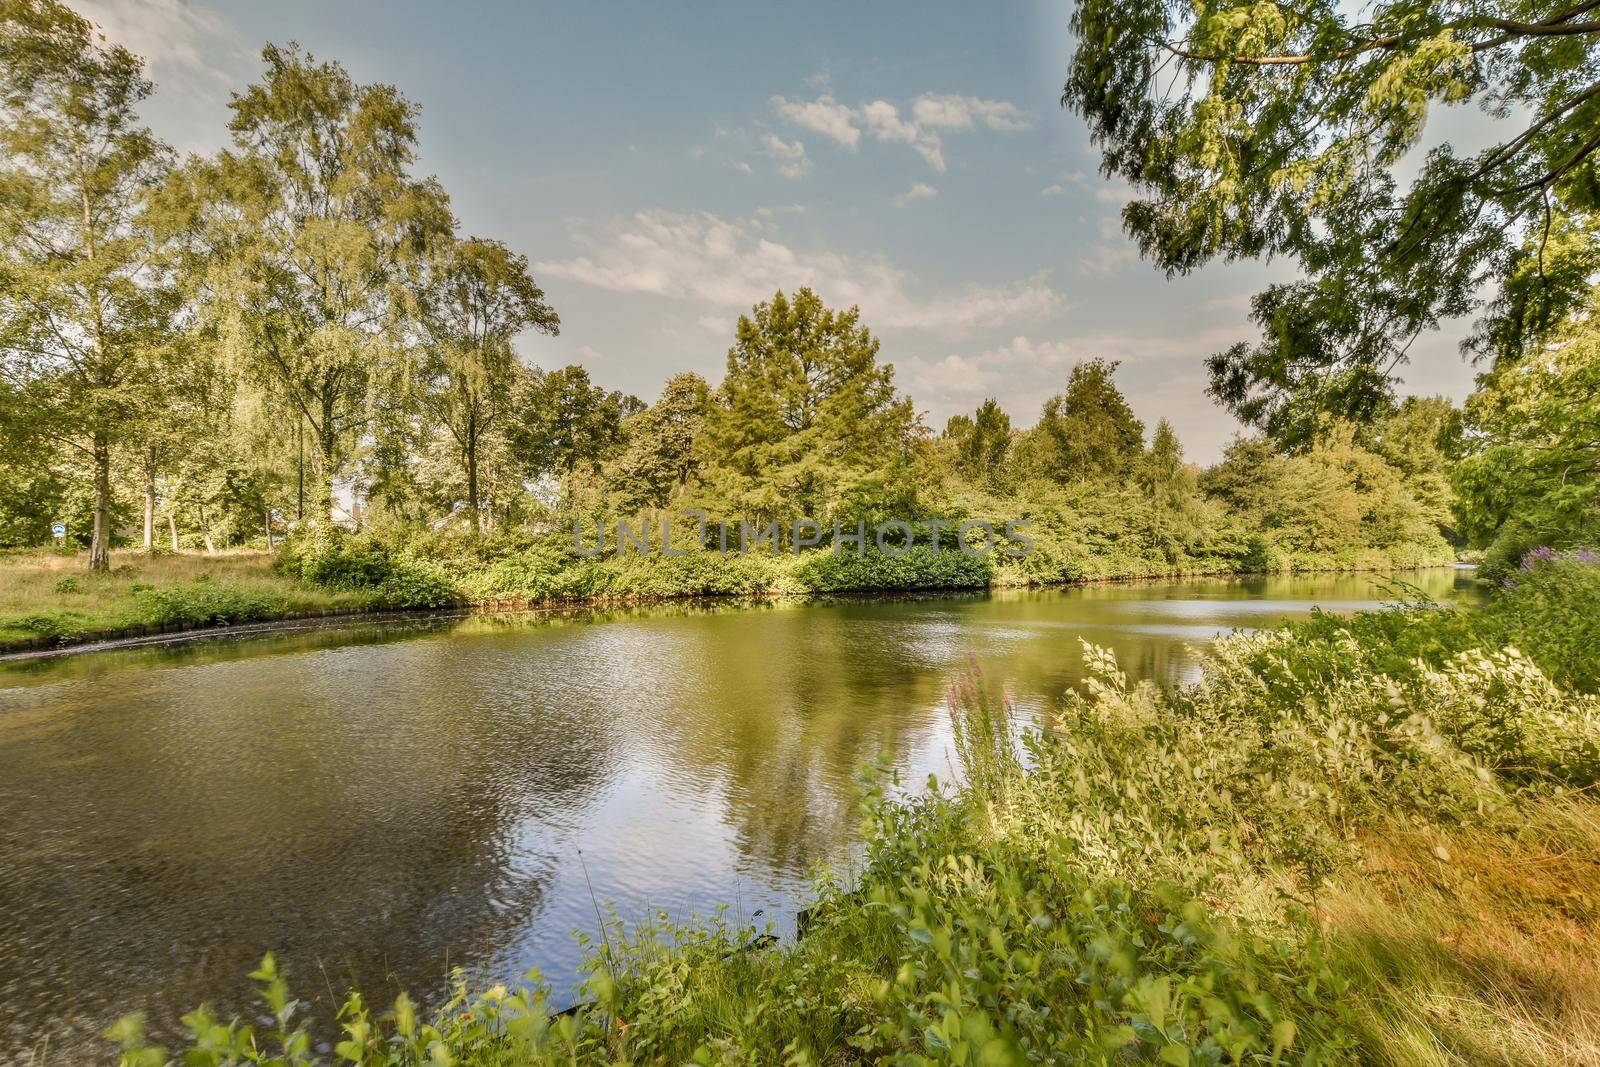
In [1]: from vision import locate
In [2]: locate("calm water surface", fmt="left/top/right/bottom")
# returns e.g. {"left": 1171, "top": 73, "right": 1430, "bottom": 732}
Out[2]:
{"left": 0, "top": 571, "right": 1480, "bottom": 1062}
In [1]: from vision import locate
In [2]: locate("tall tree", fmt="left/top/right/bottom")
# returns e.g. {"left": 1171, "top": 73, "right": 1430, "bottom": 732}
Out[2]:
{"left": 0, "top": 0, "right": 177, "bottom": 570}
{"left": 943, "top": 399, "right": 1013, "bottom": 487}
{"left": 181, "top": 42, "right": 451, "bottom": 516}
{"left": 1032, "top": 359, "right": 1145, "bottom": 482}
{"left": 1139, "top": 418, "right": 1202, "bottom": 560}
{"left": 708, "top": 288, "right": 915, "bottom": 518}
{"left": 417, "top": 236, "right": 559, "bottom": 532}
{"left": 506, "top": 364, "right": 633, "bottom": 507}
{"left": 1063, "top": 0, "right": 1600, "bottom": 446}
{"left": 614, "top": 372, "right": 712, "bottom": 510}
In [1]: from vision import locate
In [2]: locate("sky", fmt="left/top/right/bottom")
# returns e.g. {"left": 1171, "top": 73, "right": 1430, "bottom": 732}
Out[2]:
{"left": 78, "top": 0, "right": 1485, "bottom": 462}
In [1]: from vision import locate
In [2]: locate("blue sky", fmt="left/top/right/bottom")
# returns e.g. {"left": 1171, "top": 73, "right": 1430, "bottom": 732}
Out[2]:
{"left": 84, "top": 0, "right": 1480, "bottom": 461}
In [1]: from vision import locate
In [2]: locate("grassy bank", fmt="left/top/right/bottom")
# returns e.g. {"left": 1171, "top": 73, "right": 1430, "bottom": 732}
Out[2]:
{"left": 106, "top": 554, "right": 1600, "bottom": 1065}
{"left": 1, "top": 524, "right": 1458, "bottom": 654}
{"left": 0, "top": 549, "right": 373, "bottom": 648}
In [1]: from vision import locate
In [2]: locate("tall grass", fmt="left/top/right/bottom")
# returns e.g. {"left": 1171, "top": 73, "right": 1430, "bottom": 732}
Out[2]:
{"left": 0, "top": 549, "right": 373, "bottom": 646}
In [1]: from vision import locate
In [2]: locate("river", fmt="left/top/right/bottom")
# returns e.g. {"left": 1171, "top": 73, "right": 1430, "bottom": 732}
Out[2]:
{"left": 0, "top": 570, "right": 1480, "bottom": 1062}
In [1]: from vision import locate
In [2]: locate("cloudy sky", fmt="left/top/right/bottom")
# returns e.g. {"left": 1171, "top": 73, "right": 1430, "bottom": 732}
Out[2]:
{"left": 82, "top": 0, "right": 1481, "bottom": 461}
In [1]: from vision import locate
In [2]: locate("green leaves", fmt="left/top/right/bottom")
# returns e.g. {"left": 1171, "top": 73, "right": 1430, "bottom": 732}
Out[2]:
{"left": 1062, "top": 0, "right": 1600, "bottom": 445}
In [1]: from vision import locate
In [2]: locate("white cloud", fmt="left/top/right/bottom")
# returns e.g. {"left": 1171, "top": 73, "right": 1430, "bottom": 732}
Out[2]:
{"left": 768, "top": 90, "right": 1026, "bottom": 171}
{"left": 910, "top": 93, "right": 1031, "bottom": 133}
{"left": 902, "top": 336, "right": 1083, "bottom": 420}
{"left": 1039, "top": 183, "right": 1070, "bottom": 198}
{"left": 860, "top": 100, "right": 946, "bottom": 170}
{"left": 759, "top": 133, "right": 811, "bottom": 178}
{"left": 1076, "top": 217, "right": 1139, "bottom": 276}
{"left": 901, "top": 323, "right": 1256, "bottom": 458}
{"left": 75, "top": 0, "right": 241, "bottom": 88}
{"left": 894, "top": 182, "right": 939, "bottom": 207}
{"left": 769, "top": 94, "right": 860, "bottom": 149}
{"left": 534, "top": 209, "right": 1061, "bottom": 332}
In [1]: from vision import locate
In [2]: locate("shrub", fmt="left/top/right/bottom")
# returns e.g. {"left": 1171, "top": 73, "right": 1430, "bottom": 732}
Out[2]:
{"left": 275, "top": 527, "right": 395, "bottom": 589}
{"left": 1485, "top": 550, "right": 1600, "bottom": 691}
{"left": 132, "top": 581, "right": 287, "bottom": 628}
{"left": 793, "top": 544, "right": 992, "bottom": 592}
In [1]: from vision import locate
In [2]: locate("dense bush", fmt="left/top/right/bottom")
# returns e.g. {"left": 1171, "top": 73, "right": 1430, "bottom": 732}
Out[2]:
{"left": 791, "top": 544, "right": 992, "bottom": 592}
{"left": 1284, "top": 549, "right": 1600, "bottom": 694}
{"left": 132, "top": 580, "right": 288, "bottom": 628}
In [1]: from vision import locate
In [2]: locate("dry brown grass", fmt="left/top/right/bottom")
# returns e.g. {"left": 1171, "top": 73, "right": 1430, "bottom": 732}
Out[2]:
{"left": 0, "top": 547, "right": 365, "bottom": 644}
{"left": 1326, "top": 799, "right": 1600, "bottom": 1065}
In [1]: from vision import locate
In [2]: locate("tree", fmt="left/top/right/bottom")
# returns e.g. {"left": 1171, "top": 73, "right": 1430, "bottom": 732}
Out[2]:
{"left": 1364, "top": 395, "right": 1460, "bottom": 533}
{"left": 707, "top": 288, "right": 915, "bottom": 518}
{"left": 1031, "top": 359, "right": 1145, "bottom": 482}
{"left": 179, "top": 42, "right": 452, "bottom": 516}
{"left": 1455, "top": 296, "right": 1600, "bottom": 572}
{"left": 1139, "top": 419, "right": 1204, "bottom": 561}
{"left": 945, "top": 398, "right": 1012, "bottom": 487}
{"left": 614, "top": 372, "right": 712, "bottom": 510}
{"left": 1063, "top": 0, "right": 1600, "bottom": 446}
{"left": 417, "top": 236, "right": 559, "bottom": 532}
{"left": 506, "top": 364, "right": 633, "bottom": 507}
{"left": 0, "top": 0, "right": 177, "bottom": 570}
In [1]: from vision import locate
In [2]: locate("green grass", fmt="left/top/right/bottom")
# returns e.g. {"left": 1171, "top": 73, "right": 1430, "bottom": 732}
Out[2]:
{"left": 106, "top": 573, "right": 1600, "bottom": 1065}
{"left": 0, "top": 548, "right": 373, "bottom": 647}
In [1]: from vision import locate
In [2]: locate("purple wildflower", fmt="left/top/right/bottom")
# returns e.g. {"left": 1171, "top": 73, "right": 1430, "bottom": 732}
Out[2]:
{"left": 1521, "top": 546, "right": 1558, "bottom": 570}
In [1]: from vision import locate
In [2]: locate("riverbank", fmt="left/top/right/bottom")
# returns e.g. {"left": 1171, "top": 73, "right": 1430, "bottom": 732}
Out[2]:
{"left": 0, "top": 548, "right": 378, "bottom": 652}
{"left": 1, "top": 530, "right": 1459, "bottom": 657}
{"left": 106, "top": 553, "right": 1600, "bottom": 1064}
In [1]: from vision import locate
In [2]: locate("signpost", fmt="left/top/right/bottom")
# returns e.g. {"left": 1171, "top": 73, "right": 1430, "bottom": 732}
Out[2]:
{"left": 51, "top": 522, "right": 65, "bottom": 540}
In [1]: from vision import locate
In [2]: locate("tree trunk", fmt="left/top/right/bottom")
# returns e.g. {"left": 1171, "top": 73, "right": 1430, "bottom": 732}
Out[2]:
{"left": 316, "top": 399, "right": 338, "bottom": 523}
{"left": 466, "top": 415, "right": 481, "bottom": 535}
{"left": 264, "top": 503, "right": 275, "bottom": 550}
{"left": 198, "top": 503, "right": 214, "bottom": 553}
{"left": 89, "top": 432, "right": 111, "bottom": 572}
{"left": 142, "top": 446, "right": 157, "bottom": 552}
{"left": 167, "top": 512, "right": 179, "bottom": 552}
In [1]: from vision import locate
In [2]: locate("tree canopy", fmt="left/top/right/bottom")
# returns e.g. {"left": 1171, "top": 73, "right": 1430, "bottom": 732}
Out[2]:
{"left": 707, "top": 287, "right": 916, "bottom": 519}
{"left": 0, "top": 0, "right": 178, "bottom": 568}
{"left": 1031, "top": 358, "right": 1146, "bottom": 481}
{"left": 1063, "top": 0, "right": 1600, "bottom": 447}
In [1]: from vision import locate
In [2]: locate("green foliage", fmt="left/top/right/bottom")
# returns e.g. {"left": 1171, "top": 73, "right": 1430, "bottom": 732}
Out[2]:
{"left": 0, "top": 0, "right": 180, "bottom": 570}
{"left": 791, "top": 544, "right": 993, "bottom": 593}
{"left": 1029, "top": 358, "right": 1145, "bottom": 483}
{"left": 1281, "top": 553, "right": 1600, "bottom": 694}
{"left": 1488, "top": 552, "right": 1600, "bottom": 693}
{"left": 942, "top": 398, "right": 1012, "bottom": 489}
{"left": 169, "top": 40, "right": 452, "bottom": 510}
{"left": 415, "top": 235, "right": 560, "bottom": 532}
{"left": 273, "top": 527, "right": 459, "bottom": 608}
{"left": 1455, "top": 298, "right": 1600, "bottom": 574}
{"left": 131, "top": 580, "right": 287, "bottom": 628}
{"left": 611, "top": 373, "right": 713, "bottom": 511}
{"left": 705, "top": 287, "right": 918, "bottom": 521}
{"left": 1063, "top": 0, "right": 1600, "bottom": 444}
{"left": 505, "top": 364, "right": 636, "bottom": 495}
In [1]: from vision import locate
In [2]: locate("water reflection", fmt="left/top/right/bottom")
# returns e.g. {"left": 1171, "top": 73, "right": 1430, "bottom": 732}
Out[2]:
{"left": 0, "top": 570, "right": 1480, "bottom": 1061}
